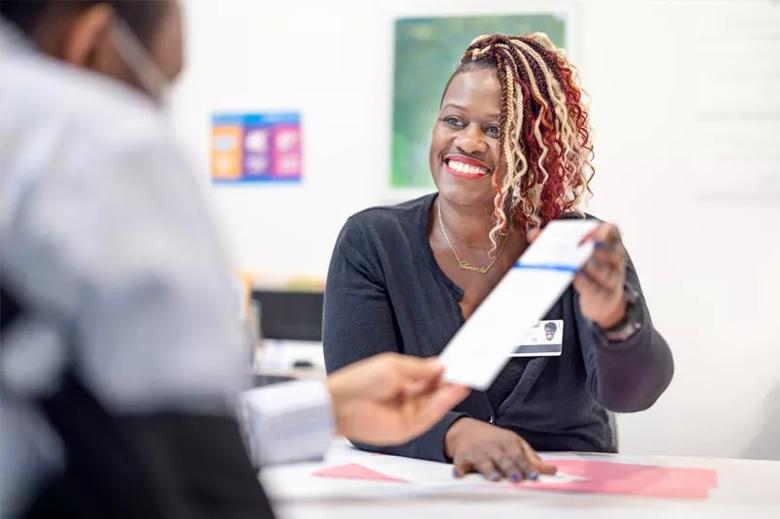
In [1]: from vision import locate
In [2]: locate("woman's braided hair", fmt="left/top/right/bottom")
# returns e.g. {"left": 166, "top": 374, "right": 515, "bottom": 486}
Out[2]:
{"left": 446, "top": 33, "right": 594, "bottom": 251}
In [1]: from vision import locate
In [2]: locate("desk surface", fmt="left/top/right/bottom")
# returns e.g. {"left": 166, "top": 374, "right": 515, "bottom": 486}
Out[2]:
{"left": 261, "top": 439, "right": 780, "bottom": 519}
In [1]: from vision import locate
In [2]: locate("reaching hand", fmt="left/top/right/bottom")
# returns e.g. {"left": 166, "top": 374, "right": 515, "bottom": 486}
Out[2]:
{"left": 326, "top": 353, "right": 470, "bottom": 445}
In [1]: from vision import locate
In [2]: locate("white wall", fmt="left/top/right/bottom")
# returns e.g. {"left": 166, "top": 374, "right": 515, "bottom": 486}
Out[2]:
{"left": 580, "top": 0, "right": 780, "bottom": 460}
{"left": 172, "top": 0, "right": 780, "bottom": 459}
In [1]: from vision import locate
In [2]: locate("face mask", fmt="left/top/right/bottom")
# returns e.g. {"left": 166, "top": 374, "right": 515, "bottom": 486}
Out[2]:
{"left": 109, "top": 19, "right": 172, "bottom": 106}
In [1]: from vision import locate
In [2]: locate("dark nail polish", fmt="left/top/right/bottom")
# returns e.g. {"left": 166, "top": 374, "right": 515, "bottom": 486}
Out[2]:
{"left": 452, "top": 467, "right": 461, "bottom": 478}
{"left": 528, "top": 471, "right": 539, "bottom": 481}
{"left": 510, "top": 472, "right": 520, "bottom": 482}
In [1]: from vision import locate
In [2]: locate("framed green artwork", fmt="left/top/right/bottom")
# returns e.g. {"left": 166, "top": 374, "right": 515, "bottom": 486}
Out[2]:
{"left": 391, "top": 14, "right": 569, "bottom": 189}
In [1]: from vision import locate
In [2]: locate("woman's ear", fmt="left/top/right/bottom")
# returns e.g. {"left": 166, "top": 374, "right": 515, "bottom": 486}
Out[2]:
{"left": 62, "top": 4, "right": 115, "bottom": 69}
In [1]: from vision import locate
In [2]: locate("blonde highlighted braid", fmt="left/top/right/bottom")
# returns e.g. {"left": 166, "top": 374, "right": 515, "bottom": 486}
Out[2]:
{"left": 453, "top": 33, "right": 595, "bottom": 253}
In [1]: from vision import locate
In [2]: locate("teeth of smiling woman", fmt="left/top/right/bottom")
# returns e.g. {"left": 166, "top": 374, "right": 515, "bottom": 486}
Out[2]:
{"left": 448, "top": 160, "right": 487, "bottom": 175}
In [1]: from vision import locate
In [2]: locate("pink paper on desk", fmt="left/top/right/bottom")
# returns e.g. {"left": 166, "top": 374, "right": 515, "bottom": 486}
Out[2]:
{"left": 314, "top": 459, "right": 718, "bottom": 500}
{"left": 313, "top": 463, "right": 408, "bottom": 483}
{"left": 519, "top": 459, "right": 718, "bottom": 500}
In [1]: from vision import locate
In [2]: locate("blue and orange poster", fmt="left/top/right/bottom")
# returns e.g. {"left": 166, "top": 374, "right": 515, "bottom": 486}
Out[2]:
{"left": 211, "top": 112, "right": 302, "bottom": 183}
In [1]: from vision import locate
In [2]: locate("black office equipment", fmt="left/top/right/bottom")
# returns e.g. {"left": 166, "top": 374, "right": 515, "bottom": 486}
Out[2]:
{"left": 250, "top": 290, "right": 324, "bottom": 342}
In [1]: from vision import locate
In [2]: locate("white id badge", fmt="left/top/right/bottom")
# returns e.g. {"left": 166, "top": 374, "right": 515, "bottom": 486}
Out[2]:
{"left": 510, "top": 320, "right": 564, "bottom": 357}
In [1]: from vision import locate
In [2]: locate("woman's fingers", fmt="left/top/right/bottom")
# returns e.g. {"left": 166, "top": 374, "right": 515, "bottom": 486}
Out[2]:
{"left": 583, "top": 223, "right": 622, "bottom": 247}
{"left": 578, "top": 243, "right": 627, "bottom": 294}
{"left": 581, "top": 237, "right": 626, "bottom": 288}
{"left": 453, "top": 450, "right": 506, "bottom": 481}
{"left": 573, "top": 268, "right": 603, "bottom": 295}
{"left": 581, "top": 261, "right": 611, "bottom": 289}
{"left": 452, "top": 456, "right": 473, "bottom": 479}
{"left": 592, "top": 244, "right": 625, "bottom": 268}
{"left": 521, "top": 440, "right": 557, "bottom": 475}
{"left": 475, "top": 456, "right": 502, "bottom": 481}
{"left": 455, "top": 446, "right": 548, "bottom": 482}
{"left": 581, "top": 259, "right": 620, "bottom": 291}
{"left": 496, "top": 452, "right": 528, "bottom": 482}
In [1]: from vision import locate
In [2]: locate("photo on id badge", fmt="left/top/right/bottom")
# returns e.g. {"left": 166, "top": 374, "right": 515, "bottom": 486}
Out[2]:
{"left": 511, "top": 320, "right": 564, "bottom": 357}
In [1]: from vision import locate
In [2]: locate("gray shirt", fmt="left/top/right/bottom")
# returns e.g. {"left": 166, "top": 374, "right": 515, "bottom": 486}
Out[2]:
{"left": 0, "top": 26, "right": 332, "bottom": 515}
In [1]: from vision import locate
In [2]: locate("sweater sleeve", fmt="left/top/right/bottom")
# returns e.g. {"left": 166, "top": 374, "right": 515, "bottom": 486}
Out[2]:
{"left": 322, "top": 216, "right": 466, "bottom": 462}
{"left": 575, "top": 249, "right": 674, "bottom": 412}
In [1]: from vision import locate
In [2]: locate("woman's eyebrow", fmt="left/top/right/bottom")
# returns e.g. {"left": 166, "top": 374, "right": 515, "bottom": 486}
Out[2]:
{"left": 440, "top": 102, "right": 466, "bottom": 111}
{"left": 441, "top": 102, "right": 500, "bottom": 120}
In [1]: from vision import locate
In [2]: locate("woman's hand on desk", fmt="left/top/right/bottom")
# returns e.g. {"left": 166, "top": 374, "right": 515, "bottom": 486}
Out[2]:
{"left": 445, "top": 418, "right": 557, "bottom": 481}
{"left": 326, "top": 353, "right": 469, "bottom": 446}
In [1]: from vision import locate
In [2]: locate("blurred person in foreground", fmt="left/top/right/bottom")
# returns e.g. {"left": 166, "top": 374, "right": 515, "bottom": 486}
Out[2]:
{"left": 0, "top": 1, "right": 468, "bottom": 518}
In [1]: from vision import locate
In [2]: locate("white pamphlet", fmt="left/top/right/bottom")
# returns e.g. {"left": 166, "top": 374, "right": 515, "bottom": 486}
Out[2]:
{"left": 441, "top": 219, "right": 599, "bottom": 389}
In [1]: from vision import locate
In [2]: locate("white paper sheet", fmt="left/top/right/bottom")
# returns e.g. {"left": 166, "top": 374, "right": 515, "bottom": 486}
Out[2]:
{"left": 441, "top": 219, "right": 600, "bottom": 389}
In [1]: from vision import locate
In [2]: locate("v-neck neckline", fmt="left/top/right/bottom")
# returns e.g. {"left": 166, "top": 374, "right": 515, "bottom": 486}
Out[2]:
{"left": 419, "top": 193, "right": 466, "bottom": 308}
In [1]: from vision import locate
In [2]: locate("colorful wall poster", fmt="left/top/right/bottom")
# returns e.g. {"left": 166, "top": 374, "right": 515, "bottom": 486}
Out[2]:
{"left": 211, "top": 112, "right": 302, "bottom": 183}
{"left": 391, "top": 15, "right": 567, "bottom": 189}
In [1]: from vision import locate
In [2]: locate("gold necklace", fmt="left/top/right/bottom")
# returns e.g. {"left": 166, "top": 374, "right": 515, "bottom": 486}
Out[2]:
{"left": 436, "top": 200, "right": 507, "bottom": 275}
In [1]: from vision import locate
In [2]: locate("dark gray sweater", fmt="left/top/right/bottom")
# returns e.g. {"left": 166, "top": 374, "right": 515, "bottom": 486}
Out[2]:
{"left": 323, "top": 194, "right": 673, "bottom": 462}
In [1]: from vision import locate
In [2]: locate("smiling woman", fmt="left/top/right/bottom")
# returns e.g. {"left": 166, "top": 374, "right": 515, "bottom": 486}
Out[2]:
{"left": 323, "top": 33, "right": 673, "bottom": 483}
{"left": 431, "top": 33, "right": 593, "bottom": 250}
